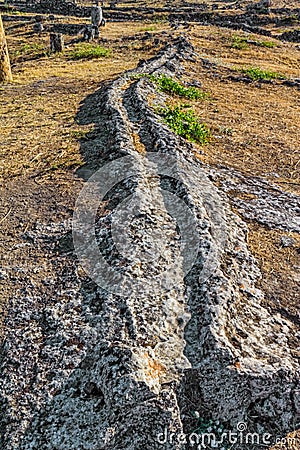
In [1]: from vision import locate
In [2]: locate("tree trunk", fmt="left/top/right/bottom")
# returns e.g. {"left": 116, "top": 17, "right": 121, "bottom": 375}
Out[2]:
{"left": 0, "top": 15, "right": 12, "bottom": 83}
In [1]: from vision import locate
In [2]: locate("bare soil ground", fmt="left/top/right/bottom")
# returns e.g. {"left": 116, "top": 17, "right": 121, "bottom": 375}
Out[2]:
{"left": 0, "top": 2, "right": 300, "bottom": 448}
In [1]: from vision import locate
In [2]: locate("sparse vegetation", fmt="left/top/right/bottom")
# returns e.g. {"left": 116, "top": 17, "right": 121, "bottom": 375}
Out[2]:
{"left": 69, "top": 129, "right": 90, "bottom": 140}
{"left": 231, "top": 34, "right": 278, "bottom": 50}
{"left": 258, "top": 40, "right": 277, "bottom": 48}
{"left": 67, "top": 43, "right": 111, "bottom": 60}
{"left": 231, "top": 35, "right": 248, "bottom": 49}
{"left": 139, "top": 25, "right": 157, "bottom": 32}
{"left": 10, "top": 43, "right": 49, "bottom": 60}
{"left": 157, "top": 105, "right": 210, "bottom": 144}
{"left": 149, "top": 73, "right": 209, "bottom": 99}
{"left": 1, "top": 9, "right": 300, "bottom": 449}
{"left": 1, "top": 4, "right": 20, "bottom": 14}
{"left": 132, "top": 73, "right": 209, "bottom": 99}
{"left": 240, "top": 66, "right": 284, "bottom": 80}
{"left": 50, "top": 157, "right": 84, "bottom": 170}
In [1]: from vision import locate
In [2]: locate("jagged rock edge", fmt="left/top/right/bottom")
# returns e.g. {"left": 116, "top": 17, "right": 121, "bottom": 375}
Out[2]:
{"left": 0, "top": 37, "right": 299, "bottom": 450}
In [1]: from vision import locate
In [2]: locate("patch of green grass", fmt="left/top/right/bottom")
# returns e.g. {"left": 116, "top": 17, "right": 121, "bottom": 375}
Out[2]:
{"left": 231, "top": 35, "right": 277, "bottom": 50}
{"left": 130, "top": 73, "right": 209, "bottom": 100}
{"left": 240, "top": 66, "right": 284, "bottom": 81}
{"left": 157, "top": 105, "right": 210, "bottom": 145}
{"left": 149, "top": 74, "right": 209, "bottom": 100}
{"left": 50, "top": 158, "right": 84, "bottom": 171}
{"left": 257, "top": 40, "right": 277, "bottom": 48}
{"left": 10, "top": 43, "right": 48, "bottom": 59}
{"left": 139, "top": 25, "right": 157, "bottom": 32}
{"left": 67, "top": 44, "right": 111, "bottom": 60}
{"left": 231, "top": 35, "right": 248, "bottom": 49}
{"left": 152, "top": 15, "right": 168, "bottom": 23}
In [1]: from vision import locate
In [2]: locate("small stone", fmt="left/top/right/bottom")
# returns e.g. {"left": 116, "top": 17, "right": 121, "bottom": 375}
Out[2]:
{"left": 280, "top": 236, "right": 296, "bottom": 248}
{"left": 187, "top": 79, "right": 202, "bottom": 88}
{"left": 33, "top": 23, "right": 44, "bottom": 34}
{"left": 0, "top": 269, "right": 7, "bottom": 280}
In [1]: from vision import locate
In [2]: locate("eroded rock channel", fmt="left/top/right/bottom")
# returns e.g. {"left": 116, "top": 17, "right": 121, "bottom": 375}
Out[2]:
{"left": 0, "top": 37, "right": 299, "bottom": 449}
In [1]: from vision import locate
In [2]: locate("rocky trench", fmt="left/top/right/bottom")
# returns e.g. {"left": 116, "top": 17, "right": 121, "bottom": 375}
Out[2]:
{"left": 0, "top": 37, "right": 299, "bottom": 449}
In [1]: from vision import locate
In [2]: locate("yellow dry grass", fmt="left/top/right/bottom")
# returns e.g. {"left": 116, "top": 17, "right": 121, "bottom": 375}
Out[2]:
{"left": 248, "top": 224, "right": 300, "bottom": 315}
{"left": 131, "top": 131, "right": 147, "bottom": 154}
{"left": 0, "top": 20, "right": 164, "bottom": 180}
{"left": 82, "top": 0, "right": 300, "bottom": 7}
{"left": 183, "top": 26, "right": 300, "bottom": 194}
{"left": 176, "top": 27, "right": 300, "bottom": 448}
{"left": 270, "top": 431, "right": 300, "bottom": 450}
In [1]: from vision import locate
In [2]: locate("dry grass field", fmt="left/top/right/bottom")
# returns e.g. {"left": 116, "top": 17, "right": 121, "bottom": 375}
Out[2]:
{"left": 79, "top": 0, "right": 300, "bottom": 7}
{"left": 0, "top": 19, "right": 166, "bottom": 313}
{"left": 182, "top": 28, "right": 300, "bottom": 325}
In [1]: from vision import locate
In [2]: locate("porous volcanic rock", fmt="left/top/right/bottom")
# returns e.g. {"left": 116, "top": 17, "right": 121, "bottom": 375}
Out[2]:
{"left": 0, "top": 37, "right": 299, "bottom": 450}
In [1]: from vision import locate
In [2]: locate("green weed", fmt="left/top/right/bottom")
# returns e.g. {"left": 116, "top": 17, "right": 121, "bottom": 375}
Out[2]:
{"left": 149, "top": 74, "right": 209, "bottom": 100}
{"left": 139, "top": 25, "right": 157, "bottom": 32}
{"left": 130, "top": 73, "right": 209, "bottom": 100}
{"left": 231, "top": 35, "right": 248, "bottom": 49}
{"left": 231, "top": 35, "right": 277, "bottom": 49}
{"left": 10, "top": 43, "right": 48, "bottom": 59}
{"left": 240, "top": 67, "right": 284, "bottom": 80}
{"left": 257, "top": 40, "right": 277, "bottom": 48}
{"left": 157, "top": 105, "right": 210, "bottom": 144}
{"left": 68, "top": 44, "right": 111, "bottom": 60}
{"left": 69, "top": 129, "right": 89, "bottom": 140}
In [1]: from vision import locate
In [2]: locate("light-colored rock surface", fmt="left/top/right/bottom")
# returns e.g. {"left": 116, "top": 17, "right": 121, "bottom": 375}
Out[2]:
{"left": 0, "top": 37, "right": 299, "bottom": 449}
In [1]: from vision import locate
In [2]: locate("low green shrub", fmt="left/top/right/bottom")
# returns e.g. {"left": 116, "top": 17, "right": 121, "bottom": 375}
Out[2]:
{"left": 257, "top": 40, "right": 277, "bottom": 48}
{"left": 68, "top": 44, "right": 111, "bottom": 60}
{"left": 11, "top": 43, "right": 48, "bottom": 59}
{"left": 231, "top": 35, "right": 277, "bottom": 49}
{"left": 240, "top": 67, "right": 284, "bottom": 80}
{"left": 231, "top": 35, "right": 248, "bottom": 49}
{"left": 149, "top": 74, "right": 209, "bottom": 100}
{"left": 157, "top": 105, "right": 210, "bottom": 144}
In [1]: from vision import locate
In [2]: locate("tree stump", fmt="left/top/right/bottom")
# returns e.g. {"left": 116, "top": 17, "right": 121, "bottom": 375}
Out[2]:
{"left": 50, "top": 33, "right": 64, "bottom": 53}
{"left": 0, "top": 15, "right": 12, "bottom": 83}
{"left": 83, "top": 25, "right": 94, "bottom": 41}
{"left": 33, "top": 22, "right": 44, "bottom": 35}
{"left": 91, "top": 5, "right": 103, "bottom": 27}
